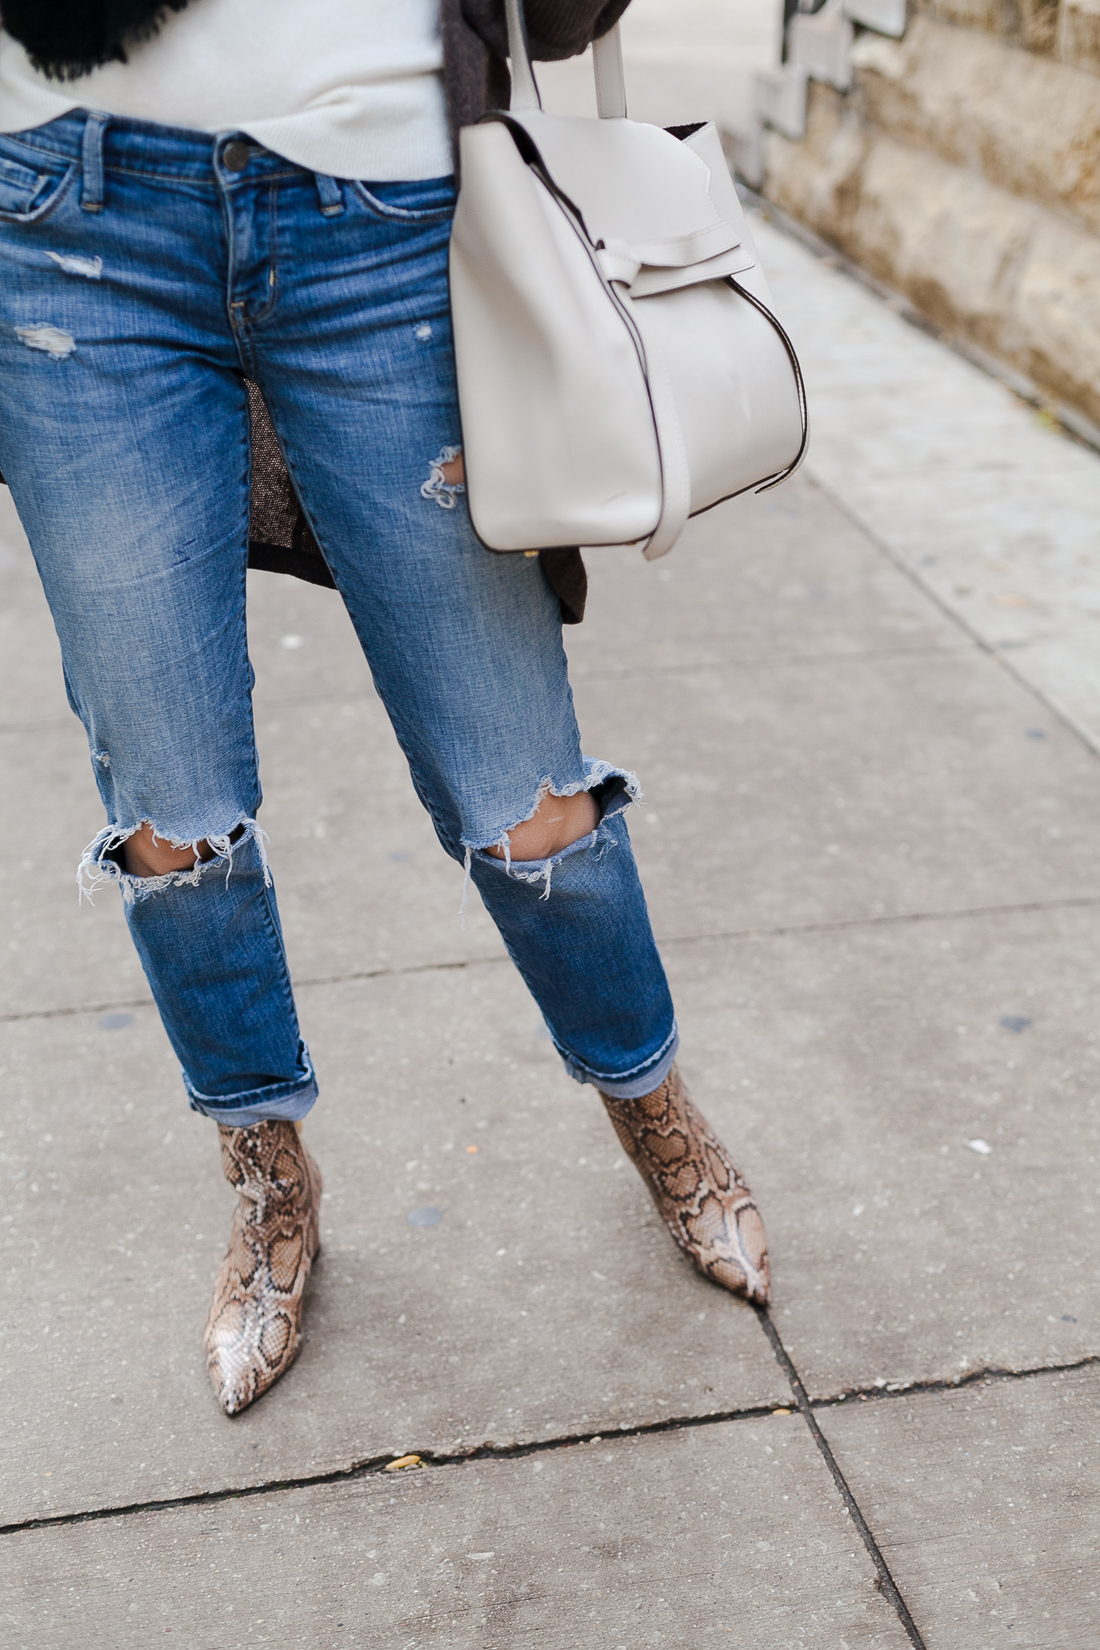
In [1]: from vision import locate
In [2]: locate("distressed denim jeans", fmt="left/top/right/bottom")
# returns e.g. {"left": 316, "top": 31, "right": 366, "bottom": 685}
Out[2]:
{"left": 0, "top": 110, "right": 678, "bottom": 1123}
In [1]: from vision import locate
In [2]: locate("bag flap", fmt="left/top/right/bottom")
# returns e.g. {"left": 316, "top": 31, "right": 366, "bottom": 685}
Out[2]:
{"left": 492, "top": 111, "right": 749, "bottom": 271}
{"left": 616, "top": 243, "right": 756, "bottom": 298}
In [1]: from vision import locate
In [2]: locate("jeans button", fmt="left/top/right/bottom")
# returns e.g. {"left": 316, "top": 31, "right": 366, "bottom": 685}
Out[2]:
{"left": 222, "top": 140, "right": 251, "bottom": 173}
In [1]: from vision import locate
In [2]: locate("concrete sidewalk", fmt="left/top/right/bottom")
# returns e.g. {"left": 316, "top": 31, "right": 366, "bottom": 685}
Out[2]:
{"left": 2, "top": 214, "right": 1099, "bottom": 1648}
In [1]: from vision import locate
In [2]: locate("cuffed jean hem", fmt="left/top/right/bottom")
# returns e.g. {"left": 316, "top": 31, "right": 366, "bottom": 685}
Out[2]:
{"left": 558, "top": 1023, "right": 679, "bottom": 1100}
{"left": 184, "top": 1040, "right": 319, "bottom": 1127}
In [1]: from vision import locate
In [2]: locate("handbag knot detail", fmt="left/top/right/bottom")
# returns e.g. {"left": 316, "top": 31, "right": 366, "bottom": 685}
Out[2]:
{"left": 449, "top": 1, "right": 808, "bottom": 562}
{"left": 594, "top": 239, "right": 641, "bottom": 290}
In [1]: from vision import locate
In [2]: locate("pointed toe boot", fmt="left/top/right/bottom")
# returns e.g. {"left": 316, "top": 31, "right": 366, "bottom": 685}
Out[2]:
{"left": 203, "top": 1119, "right": 322, "bottom": 1416}
{"left": 600, "top": 1064, "right": 770, "bottom": 1304}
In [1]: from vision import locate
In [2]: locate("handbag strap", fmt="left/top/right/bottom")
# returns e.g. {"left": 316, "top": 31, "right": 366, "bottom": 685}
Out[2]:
{"left": 591, "top": 28, "right": 627, "bottom": 118}
{"left": 503, "top": 0, "right": 627, "bottom": 118}
{"left": 502, "top": 0, "right": 541, "bottom": 110}
{"left": 500, "top": 0, "right": 684, "bottom": 555}
{"left": 638, "top": 332, "right": 692, "bottom": 560}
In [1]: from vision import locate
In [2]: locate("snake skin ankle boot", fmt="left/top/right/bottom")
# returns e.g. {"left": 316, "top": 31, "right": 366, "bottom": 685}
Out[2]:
{"left": 203, "top": 1119, "right": 322, "bottom": 1416}
{"left": 600, "top": 1063, "right": 770, "bottom": 1304}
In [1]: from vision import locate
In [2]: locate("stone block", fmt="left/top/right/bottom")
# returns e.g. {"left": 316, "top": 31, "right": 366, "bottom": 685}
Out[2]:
{"left": 912, "top": 0, "right": 1060, "bottom": 54}
{"left": 850, "top": 15, "right": 1100, "bottom": 237}
{"left": 844, "top": 0, "right": 908, "bottom": 35}
{"left": 755, "top": 62, "right": 809, "bottom": 140}
{"left": 764, "top": 84, "right": 1100, "bottom": 428}
{"left": 789, "top": 0, "right": 855, "bottom": 88}
{"left": 764, "top": 83, "right": 870, "bottom": 227}
{"left": 1063, "top": 0, "right": 1100, "bottom": 75}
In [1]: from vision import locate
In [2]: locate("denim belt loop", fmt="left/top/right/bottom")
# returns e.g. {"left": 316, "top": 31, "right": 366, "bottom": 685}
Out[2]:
{"left": 314, "top": 173, "right": 345, "bottom": 217}
{"left": 80, "top": 111, "right": 109, "bottom": 214}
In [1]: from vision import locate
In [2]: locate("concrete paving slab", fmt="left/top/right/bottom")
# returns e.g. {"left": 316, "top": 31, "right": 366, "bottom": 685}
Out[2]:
{"left": 0, "top": 962, "right": 786, "bottom": 1526}
{"left": 253, "top": 654, "right": 1098, "bottom": 995}
{"left": 663, "top": 906, "right": 1100, "bottom": 1395}
{"left": 756, "top": 213, "right": 1100, "bottom": 751}
{"left": 8, "top": 893, "right": 1097, "bottom": 1524}
{"left": 0, "top": 1415, "right": 911, "bottom": 1648}
{"left": 0, "top": 721, "right": 149, "bottom": 1020}
{"left": 232, "top": 620, "right": 1100, "bottom": 993}
{"left": 250, "top": 668, "right": 505, "bottom": 989}
{"left": 0, "top": 487, "right": 71, "bottom": 731}
{"left": 202, "top": 468, "right": 981, "bottom": 993}
{"left": 816, "top": 1367, "right": 1100, "bottom": 1647}
{"left": 9, "top": 453, "right": 957, "bottom": 731}
{"left": 195, "top": 486, "right": 1100, "bottom": 978}
{"left": 567, "top": 472, "right": 965, "bottom": 678}
{"left": 581, "top": 646, "right": 1100, "bottom": 946}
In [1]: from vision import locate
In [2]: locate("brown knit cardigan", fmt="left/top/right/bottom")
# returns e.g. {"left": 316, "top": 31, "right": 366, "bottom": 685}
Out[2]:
{"left": 0, "top": 0, "right": 631, "bottom": 622}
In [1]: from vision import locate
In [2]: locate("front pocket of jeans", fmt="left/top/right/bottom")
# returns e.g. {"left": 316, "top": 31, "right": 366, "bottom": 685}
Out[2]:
{"left": 0, "top": 153, "right": 77, "bottom": 222}
{"left": 351, "top": 180, "right": 455, "bottom": 222}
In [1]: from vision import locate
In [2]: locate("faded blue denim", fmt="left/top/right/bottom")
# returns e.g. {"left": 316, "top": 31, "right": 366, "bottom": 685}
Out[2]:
{"left": 0, "top": 110, "right": 678, "bottom": 1122}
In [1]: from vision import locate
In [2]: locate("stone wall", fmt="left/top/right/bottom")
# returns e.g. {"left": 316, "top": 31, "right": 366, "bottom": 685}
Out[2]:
{"left": 758, "top": 2, "right": 1100, "bottom": 432}
{"left": 917, "top": 0, "right": 1099, "bottom": 72}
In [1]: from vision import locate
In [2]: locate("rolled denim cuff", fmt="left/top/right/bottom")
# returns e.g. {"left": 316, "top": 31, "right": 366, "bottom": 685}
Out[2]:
{"left": 184, "top": 1040, "right": 319, "bottom": 1127}
{"left": 558, "top": 1022, "right": 679, "bottom": 1100}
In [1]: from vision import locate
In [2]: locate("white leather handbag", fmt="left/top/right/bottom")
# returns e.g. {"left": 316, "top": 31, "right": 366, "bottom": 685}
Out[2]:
{"left": 448, "top": 0, "right": 808, "bottom": 560}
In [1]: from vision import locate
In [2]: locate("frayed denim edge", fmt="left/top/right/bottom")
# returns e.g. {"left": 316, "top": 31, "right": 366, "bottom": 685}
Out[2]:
{"left": 458, "top": 757, "right": 641, "bottom": 919}
{"left": 77, "top": 815, "right": 271, "bottom": 906}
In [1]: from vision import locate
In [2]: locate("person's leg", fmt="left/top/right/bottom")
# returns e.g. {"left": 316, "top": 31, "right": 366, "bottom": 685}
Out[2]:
{"left": 241, "top": 171, "right": 678, "bottom": 1100}
{"left": 0, "top": 114, "right": 323, "bottom": 1413}
{"left": 0, "top": 113, "right": 314, "bottom": 1126}
{"left": 241, "top": 168, "right": 768, "bottom": 1298}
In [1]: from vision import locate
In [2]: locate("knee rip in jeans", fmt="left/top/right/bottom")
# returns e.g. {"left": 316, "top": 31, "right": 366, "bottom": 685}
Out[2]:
{"left": 420, "top": 445, "right": 465, "bottom": 508}
{"left": 77, "top": 816, "right": 269, "bottom": 905}
{"left": 459, "top": 763, "right": 641, "bottom": 917}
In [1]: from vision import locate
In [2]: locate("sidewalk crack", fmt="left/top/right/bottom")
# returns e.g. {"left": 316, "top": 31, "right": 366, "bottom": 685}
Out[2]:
{"left": 3, "top": 1349, "right": 1094, "bottom": 1556}
{"left": 8, "top": 894, "right": 1100, "bottom": 1026}
{"left": 0, "top": 1400, "right": 781, "bottom": 1540}
{"left": 755, "top": 1304, "right": 928, "bottom": 1650}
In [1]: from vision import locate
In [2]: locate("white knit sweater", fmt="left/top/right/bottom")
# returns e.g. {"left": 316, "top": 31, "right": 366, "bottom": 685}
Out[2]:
{"left": 0, "top": 0, "right": 452, "bottom": 180}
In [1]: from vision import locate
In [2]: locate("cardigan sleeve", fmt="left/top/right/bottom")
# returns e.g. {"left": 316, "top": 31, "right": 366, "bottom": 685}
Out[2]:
{"left": 460, "top": 0, "right": 633, "bottom": 63}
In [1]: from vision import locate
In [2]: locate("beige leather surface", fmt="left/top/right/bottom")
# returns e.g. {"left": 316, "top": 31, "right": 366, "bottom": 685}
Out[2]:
{"left": 511, "top": 110, "right": 744, "bottom": 270}
{"left": 449, "top": 19, "right": 806, "bottom": 556}
{"left": 451, "top": 122, "right": 664, "bottom": 550}
{"left": 633, "top": 278, "right": 805, "bottom": 518}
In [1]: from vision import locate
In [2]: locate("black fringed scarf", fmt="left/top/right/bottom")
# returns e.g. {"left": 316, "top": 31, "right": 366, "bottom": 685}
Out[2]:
{"left": 0, "top": 0, "right": 192, "bottom": 78}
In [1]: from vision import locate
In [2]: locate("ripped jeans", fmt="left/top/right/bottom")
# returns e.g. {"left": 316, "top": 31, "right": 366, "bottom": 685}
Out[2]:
{"left": 0, "top": 110, "right": 678, "bottom": 1124}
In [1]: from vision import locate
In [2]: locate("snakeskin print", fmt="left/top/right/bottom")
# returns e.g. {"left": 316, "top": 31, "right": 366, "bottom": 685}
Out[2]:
{"left": 600, "top": 1064, "right": 770, "bottom": 1304}
{"left": 203, "top": 1120, "right": 322, "bottom": 1416}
